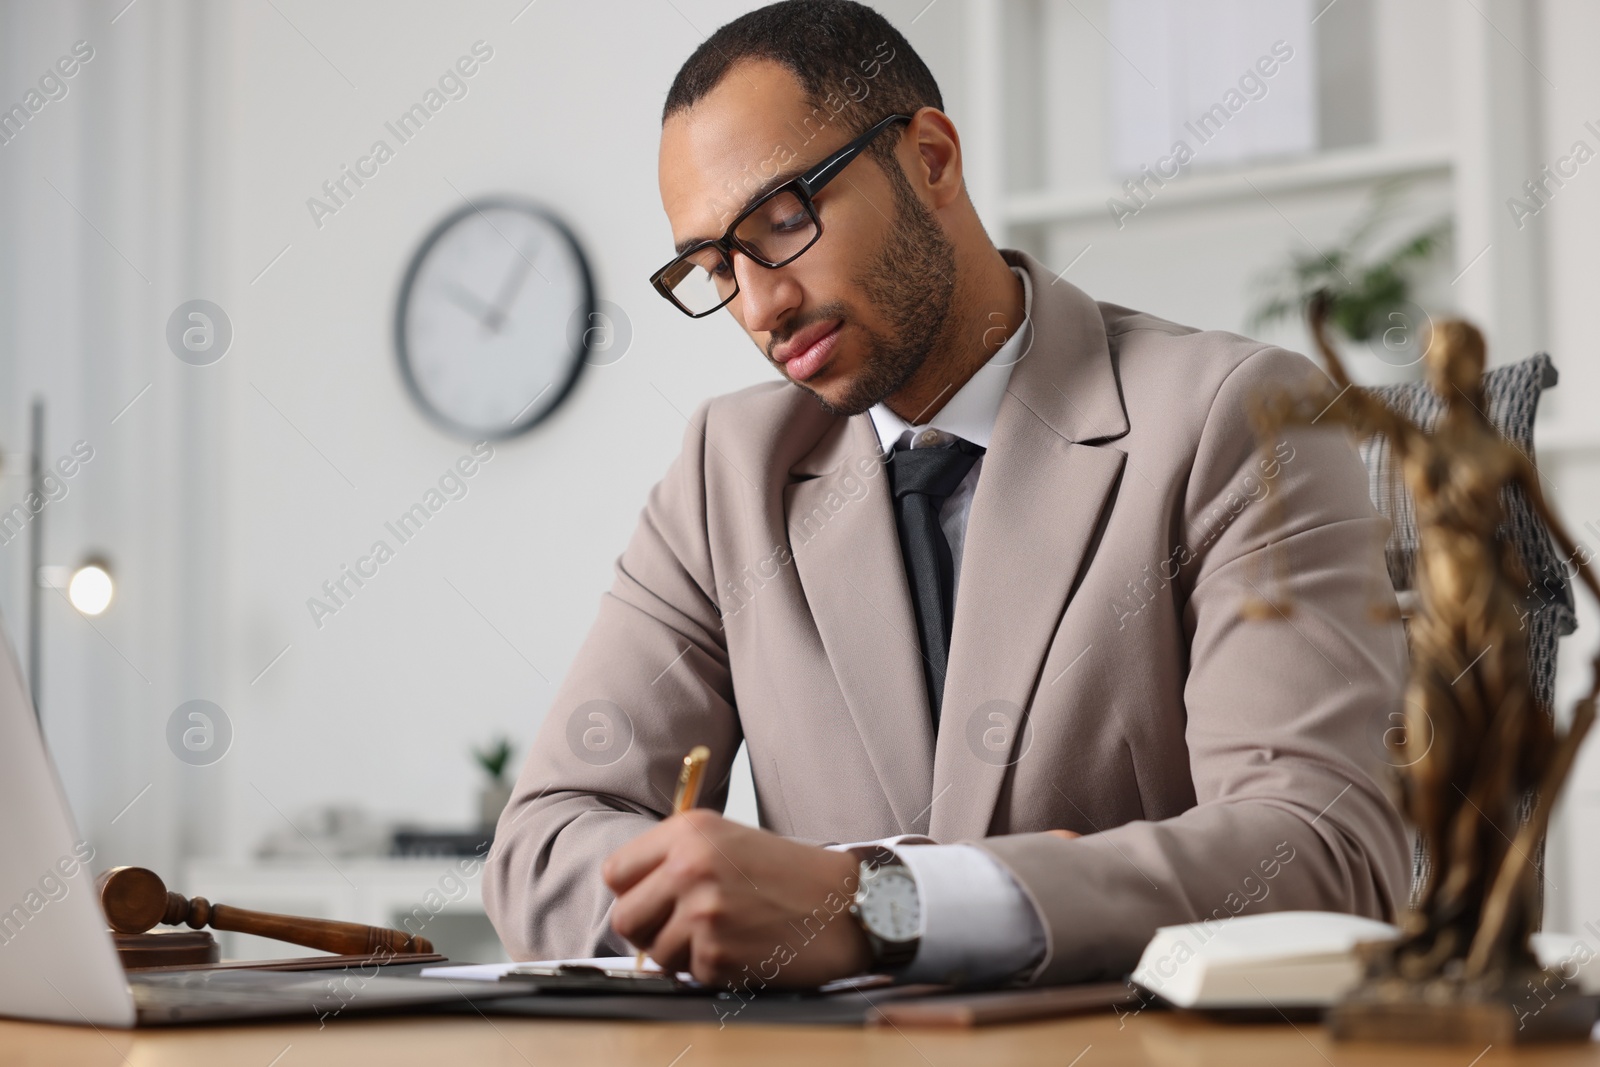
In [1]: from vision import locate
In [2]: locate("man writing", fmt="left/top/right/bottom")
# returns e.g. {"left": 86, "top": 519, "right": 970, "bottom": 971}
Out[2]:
{"left": 484, "top": 0, "right": 1409, "bottom": 990}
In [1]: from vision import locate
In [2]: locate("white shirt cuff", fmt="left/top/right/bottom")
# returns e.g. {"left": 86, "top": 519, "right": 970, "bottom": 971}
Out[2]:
{"left": 827, "top": 838, "right": 1046, "bottom": 985}
{"left": 895, "top": 843, "right": 1045, "bottom": 985}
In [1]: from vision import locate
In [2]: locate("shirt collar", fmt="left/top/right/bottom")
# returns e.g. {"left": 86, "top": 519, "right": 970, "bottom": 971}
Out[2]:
{"left": 866, "top": 264, "right": 1031, "bottom": 454}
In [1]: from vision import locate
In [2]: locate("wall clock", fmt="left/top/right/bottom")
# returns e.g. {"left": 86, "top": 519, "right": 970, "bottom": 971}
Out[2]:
{"left": 395, "top": 198, "right": 594, "bottom": 440}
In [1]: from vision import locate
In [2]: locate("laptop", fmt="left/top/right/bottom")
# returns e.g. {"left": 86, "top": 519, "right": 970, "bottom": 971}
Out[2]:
{"left": 0, "top": 618, "right": 528, "bottom": 1027}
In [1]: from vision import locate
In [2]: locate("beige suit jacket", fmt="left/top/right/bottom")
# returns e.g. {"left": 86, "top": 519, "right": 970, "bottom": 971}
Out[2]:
{"left": 484, "top": 248, "right": 1411, "bottom": 984}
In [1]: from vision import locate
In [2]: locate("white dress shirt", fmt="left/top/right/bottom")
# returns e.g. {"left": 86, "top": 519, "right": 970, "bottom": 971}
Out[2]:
{"left": 833, "top": 265, "right": 1047, "bottom": 986}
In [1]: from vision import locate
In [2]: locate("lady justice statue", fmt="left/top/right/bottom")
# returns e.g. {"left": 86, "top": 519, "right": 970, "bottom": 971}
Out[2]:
{"left": 1249, "top": 292, "right": 1600, "bottom": 1041}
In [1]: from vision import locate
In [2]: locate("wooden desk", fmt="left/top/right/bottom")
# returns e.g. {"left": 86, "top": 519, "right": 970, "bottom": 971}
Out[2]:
{"left": 2, "top": 1011, "right": 1598, "bottom": 1066}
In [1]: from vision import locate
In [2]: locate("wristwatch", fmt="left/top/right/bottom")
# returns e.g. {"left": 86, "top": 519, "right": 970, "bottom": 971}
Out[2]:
{"left": 847, "top": 846, "right": 922, "bottom": 971}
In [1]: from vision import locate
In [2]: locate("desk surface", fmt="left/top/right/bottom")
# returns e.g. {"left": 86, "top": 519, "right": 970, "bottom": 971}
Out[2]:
{"left": 3, "top": 1011, "right": 1599, "bottom": 1067}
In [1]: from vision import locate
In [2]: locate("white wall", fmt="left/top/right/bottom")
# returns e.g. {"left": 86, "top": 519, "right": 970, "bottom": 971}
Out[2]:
{"left": 1534, "top": 0, "right": 1600, "bottom": 939}
{"left": 1, "top": 0, "right": 236, "bottom": 881}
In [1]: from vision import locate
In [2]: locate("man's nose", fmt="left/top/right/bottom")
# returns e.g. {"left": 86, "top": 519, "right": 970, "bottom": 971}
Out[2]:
{"left": 731, "top": 251, "right": 801, "bottom": 337}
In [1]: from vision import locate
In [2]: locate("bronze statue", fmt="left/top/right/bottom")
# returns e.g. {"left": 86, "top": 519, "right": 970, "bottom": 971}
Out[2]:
{"left": 1248, "top": 292, "right": 1600, "bottom": 1040}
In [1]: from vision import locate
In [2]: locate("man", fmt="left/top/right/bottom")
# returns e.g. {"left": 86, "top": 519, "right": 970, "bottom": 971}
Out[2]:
{"left": 483, "top": 0, "right": 1410, "bottom": 991}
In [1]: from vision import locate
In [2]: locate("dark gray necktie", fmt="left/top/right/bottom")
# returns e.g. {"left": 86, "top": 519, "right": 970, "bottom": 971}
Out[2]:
{"left": 886, "top": 436, "right": 983, "bottom": 725}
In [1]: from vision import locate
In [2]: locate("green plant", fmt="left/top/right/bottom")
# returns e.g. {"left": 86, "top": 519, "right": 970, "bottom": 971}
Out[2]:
{"left": 1250, "top": 183, "right": 1450, "bottom": 344}
{"left": 472, "top": 736, "right": 514, "bottom": 784}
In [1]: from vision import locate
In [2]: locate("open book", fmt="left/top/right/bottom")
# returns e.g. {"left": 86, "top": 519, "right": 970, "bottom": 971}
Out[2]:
{"left": 1131, "top": 911, "right": 1600, "bottom": 1009}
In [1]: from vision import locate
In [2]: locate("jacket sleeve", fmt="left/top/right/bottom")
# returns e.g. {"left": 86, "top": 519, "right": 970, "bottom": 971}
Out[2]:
{"left": 482, "top": 399, "right": 741, "bottom": 961}
{"left": 976, "top": 346, "right": 1413, "bottom": 985}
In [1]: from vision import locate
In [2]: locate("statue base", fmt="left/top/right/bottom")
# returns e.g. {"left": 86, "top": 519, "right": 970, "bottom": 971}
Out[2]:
{"left": 1328, "top": 970, "right": 1598, "bottom": 1044}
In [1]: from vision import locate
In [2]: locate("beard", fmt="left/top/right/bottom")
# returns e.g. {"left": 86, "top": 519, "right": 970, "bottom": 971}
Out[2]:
{"left": 802, "top": 164, "right": 958, "bottom": 418}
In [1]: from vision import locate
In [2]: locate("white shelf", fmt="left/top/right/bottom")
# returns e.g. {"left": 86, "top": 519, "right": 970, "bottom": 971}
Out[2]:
{"left": 1002, "top": 142, "right": 1454, "bottom": 228}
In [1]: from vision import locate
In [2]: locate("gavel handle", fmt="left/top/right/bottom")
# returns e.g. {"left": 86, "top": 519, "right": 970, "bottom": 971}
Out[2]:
{"left": 199, "top": 904, "right": 433, "bottom": 956}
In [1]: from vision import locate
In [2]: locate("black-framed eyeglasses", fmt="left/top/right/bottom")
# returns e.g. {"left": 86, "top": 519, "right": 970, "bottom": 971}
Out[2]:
{"left": 650, "top": 112, "right": 916, "bottom": 318}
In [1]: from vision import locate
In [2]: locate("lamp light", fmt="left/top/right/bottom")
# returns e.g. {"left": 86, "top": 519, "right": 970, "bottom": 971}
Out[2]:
{"left": 67, "top": 557, "right": 114, "bottom": 616}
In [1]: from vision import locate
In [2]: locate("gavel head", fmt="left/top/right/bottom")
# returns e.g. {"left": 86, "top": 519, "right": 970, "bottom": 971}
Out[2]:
{"left": 97, "top": 866, "right": 177, "bottom": 934}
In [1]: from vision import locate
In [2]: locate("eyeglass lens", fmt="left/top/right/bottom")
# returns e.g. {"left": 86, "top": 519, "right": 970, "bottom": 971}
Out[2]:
{"left": 663, "top": 189, "right": 817, "bottom": 314}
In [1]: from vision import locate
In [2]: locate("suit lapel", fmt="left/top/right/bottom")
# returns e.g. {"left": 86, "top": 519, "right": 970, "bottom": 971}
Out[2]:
{"left": 786, "top": 415, "right": 938, "bottom": 834}
{"left": 929, "top": 251, "right": 1132, "bottom": 842}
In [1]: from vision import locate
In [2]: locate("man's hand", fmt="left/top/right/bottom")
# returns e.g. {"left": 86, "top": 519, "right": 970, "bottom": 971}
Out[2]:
{"left": 602, "top": 810, "right": 871, "bottom": 989}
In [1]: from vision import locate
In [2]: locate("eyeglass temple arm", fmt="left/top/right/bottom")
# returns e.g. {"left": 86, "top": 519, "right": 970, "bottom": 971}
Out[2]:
{"left": 797, "top": 113, "right": 915, "bottom": 195}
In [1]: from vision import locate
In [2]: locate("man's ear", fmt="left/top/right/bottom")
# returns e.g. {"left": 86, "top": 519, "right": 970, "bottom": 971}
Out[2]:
{"left": 908, "top": 109, "right": 964, "bottom": 210}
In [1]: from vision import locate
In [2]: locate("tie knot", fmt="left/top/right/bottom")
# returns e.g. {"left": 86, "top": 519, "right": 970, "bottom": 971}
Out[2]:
{"left": 888, "top": 439, "right": 982, "bottom": 500}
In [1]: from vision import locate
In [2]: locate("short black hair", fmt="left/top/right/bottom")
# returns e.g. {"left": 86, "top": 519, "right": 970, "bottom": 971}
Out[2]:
{"left": 662, "top": 0, "right": 942, "bottom": 170}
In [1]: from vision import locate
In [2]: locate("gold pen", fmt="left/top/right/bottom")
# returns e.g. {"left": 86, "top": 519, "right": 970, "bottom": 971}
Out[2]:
{"left": 636, "top": 745, "right": 711, "bottom": 971}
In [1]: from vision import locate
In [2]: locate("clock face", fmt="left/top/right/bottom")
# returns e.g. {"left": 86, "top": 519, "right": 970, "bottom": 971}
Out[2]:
{"left": 396, "top": 199, "right": 593, "bottom": 439}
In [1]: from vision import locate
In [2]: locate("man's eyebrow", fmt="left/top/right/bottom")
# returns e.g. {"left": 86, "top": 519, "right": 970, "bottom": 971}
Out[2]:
{"left": 672, "top": 161, "right": 811, "bottom": 255}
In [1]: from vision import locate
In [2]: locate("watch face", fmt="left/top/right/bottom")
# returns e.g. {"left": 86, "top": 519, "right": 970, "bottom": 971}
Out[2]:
{"left": 396, "top": 199, "right": 593, "bottom": 440}
{"left": 858, "top": 868, "right": 921, "bottom": 943}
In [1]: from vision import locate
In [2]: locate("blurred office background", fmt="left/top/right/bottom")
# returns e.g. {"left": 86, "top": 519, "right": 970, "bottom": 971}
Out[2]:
{"left": 1, "top": 0, "right": 1598, "bottom": 959}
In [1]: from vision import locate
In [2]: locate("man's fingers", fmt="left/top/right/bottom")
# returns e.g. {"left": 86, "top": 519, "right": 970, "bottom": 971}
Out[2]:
{"left": 606, "top": 809, "right": 731, "bottom": 891}
{"left": 602, "top": 818, "right": 678, "bottom": 894}
{"left": 603, "top": 811, "right": 748, "bottom": 982}
{"left": 642, "top": 882, "right": 722, "bottom": 982}
{"left": 1047, "top": 828, "right": 1081, "bottom": 840}
{"left": 610, "top": 854, "right": 684, "bottom": 950}
{"left": 639, "top": 899, "right": 696, "bottom": 977}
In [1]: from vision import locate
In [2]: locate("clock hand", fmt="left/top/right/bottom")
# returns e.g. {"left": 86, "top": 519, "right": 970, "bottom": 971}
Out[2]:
{"left": 484, "top": 237, "right": 542, "bottom": 334}
{"left": 440, "top": 281, "right": 496, "bottom": 328}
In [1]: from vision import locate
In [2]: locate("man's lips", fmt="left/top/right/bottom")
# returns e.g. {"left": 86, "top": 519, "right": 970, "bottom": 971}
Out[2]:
{"left": 774, "top": 320, "right": 843, "bottom": 382}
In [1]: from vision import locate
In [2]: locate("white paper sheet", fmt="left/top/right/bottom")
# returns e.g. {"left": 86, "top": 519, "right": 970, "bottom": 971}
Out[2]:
{"left": 420, "top": 956, "right": 673, "bottom": 981}
{"left": 420, "top": 956, "right": 888, "bottom": 995}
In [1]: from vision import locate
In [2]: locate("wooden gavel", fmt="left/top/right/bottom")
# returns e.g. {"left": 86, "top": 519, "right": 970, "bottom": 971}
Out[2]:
{"left": 97, "top": 866, "right": 434, "bottom": 956}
